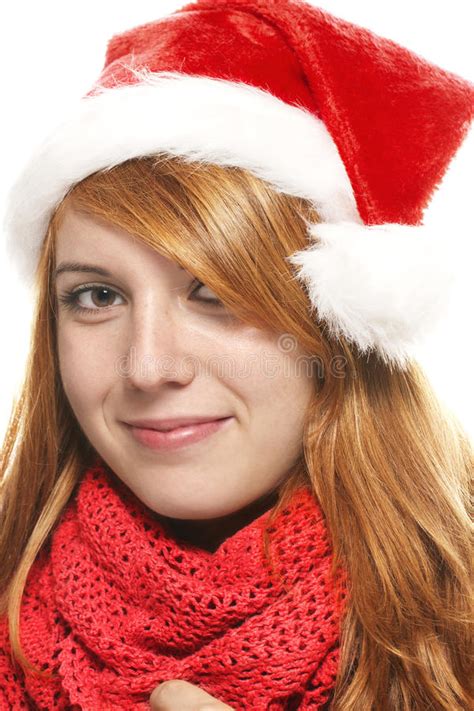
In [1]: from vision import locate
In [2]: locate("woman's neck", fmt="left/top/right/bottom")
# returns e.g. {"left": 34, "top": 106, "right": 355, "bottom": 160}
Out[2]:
{"left": 154, "top": 488, "right": 279, "bottom": 553}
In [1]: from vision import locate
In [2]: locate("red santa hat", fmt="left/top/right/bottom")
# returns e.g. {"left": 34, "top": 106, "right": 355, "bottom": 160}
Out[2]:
{"left": 3, "top": 0, "right": 473, "bottom": 369}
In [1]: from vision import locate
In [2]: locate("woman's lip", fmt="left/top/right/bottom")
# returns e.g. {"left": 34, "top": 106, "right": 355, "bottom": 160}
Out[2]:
{"left": 124, "top": 417, "right": 234, "bottom": 451}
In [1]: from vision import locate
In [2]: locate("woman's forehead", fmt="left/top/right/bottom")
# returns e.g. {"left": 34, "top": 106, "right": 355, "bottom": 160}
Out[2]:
{"left": 55, "top": 210, "right": 189, "bottom": 269}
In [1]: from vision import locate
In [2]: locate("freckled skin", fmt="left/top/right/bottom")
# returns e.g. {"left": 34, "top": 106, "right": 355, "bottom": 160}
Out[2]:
{"left": 55, "top": 208, "right": 314, "bottom": 549}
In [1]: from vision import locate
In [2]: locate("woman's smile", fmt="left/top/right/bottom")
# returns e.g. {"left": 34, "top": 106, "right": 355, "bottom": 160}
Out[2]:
{"left": 123, "top": 415, "right": 235, "bottom": 452}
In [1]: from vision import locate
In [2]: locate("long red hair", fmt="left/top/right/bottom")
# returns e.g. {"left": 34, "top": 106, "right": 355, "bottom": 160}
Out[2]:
{"left": 1, "top": 154, "right": 472, "bottom": 709}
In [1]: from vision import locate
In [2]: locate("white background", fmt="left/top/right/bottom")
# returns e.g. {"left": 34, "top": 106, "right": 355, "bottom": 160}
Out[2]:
{"left": 0, "top": 1, "right": 473, "bottom": 443}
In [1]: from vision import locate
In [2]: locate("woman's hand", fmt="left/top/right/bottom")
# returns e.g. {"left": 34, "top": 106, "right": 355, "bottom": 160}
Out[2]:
{"left": 149, "top": 679, "right": 235, "bottom": 710}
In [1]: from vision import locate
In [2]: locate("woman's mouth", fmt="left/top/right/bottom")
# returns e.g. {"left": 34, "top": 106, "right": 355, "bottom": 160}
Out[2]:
{"left": 123, "top": 417, "right": 234, "bottom": 451}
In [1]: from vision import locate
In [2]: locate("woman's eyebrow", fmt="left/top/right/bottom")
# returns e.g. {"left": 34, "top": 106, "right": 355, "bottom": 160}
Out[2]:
{"left": 54, "top": 262, "right": 112, "bottom": 280}
{"left": 54, "top": 262, "right": 187, "bottom": 280}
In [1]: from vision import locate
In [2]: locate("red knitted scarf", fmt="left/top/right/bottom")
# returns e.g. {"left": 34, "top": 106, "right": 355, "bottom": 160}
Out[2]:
{"left": 0, "top": 460, "right": 348, "bottom": 710}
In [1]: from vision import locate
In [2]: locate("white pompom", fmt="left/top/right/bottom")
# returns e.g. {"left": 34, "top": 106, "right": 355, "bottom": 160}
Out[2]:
{"left": 287, "top": 221, "right": 457, "bottom": 369}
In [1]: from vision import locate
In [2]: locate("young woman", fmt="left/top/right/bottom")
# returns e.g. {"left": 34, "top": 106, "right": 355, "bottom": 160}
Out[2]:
{"left": 1, "top": 1, "right": 472, "bottom": 709}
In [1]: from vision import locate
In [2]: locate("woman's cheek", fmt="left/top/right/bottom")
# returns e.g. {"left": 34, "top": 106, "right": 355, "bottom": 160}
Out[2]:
{"left": 57, "top": 326, "right": 113, "bottom": 411}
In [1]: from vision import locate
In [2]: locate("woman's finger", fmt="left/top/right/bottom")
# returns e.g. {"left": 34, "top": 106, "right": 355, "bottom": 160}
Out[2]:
{"left": 149, "top": 679, "right": 234, "bottom": 710}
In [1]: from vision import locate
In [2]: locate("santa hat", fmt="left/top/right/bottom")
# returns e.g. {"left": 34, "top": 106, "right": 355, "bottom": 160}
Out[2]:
{"left": 3, "top": 0, "right": 473, "bottom": 369}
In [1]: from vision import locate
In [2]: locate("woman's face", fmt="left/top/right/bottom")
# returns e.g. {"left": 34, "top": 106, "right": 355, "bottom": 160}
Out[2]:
{"left": 55, "top": 207, "right": 314, "bottom": 522}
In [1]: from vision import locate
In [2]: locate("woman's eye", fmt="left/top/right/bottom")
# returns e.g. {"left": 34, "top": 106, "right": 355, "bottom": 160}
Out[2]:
{"left": 57, "top": 279, "right": 223, "bottom": 316}
{"left": 57, "top": 285, "right": 124, "bottom": 315}
{"left": 189, "top": 280, "right": 223, "bottom": 307}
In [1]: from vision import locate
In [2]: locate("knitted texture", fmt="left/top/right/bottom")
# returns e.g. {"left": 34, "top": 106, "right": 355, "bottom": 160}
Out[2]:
{"left": 0, "top": 461, "right": 348, "bottom": 710}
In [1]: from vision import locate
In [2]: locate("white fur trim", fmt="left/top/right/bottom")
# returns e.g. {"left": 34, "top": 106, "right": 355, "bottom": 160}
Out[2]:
{"left": 287, "top": 221, "right": 457, "bottom": 369}
{"left": 3, "top": 69, "right": 360, "bottom": 287}
{"left": 2, "top": 69, "right": 455, "bottom": 370}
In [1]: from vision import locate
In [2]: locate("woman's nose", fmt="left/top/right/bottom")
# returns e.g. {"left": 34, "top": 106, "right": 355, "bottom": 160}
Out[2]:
{"left": 118, "top": 301, "right": 197, "bottom": 391}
